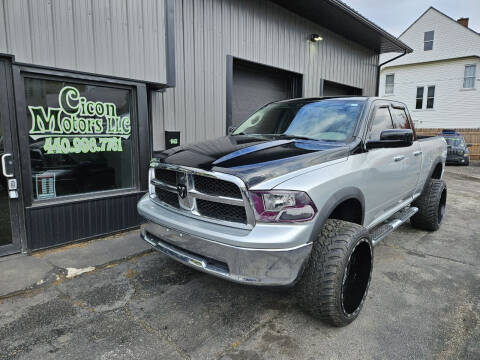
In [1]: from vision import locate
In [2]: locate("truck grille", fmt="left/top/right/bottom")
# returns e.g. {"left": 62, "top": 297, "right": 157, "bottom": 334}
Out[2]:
{"left": 193, "top": 175, "right": 242, "bottom": 198}
{"left": 155, "top": 187, "right": 179, "bottom": 208}
{"left": 447, "top": 148, "right": 462, "bottom": 156}
{"left": 155, "top": 168, "right": 177, "bottom": 186}
{"left": 151, "top": 165, "right": 252, "bottom": 227}
{"left": 197, "top": 199, "right": 247, "bottom": 224}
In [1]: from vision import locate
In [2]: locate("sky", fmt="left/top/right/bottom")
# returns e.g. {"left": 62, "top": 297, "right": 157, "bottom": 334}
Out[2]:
{"left": 343, "top": 0, "right": 480, "bottom": 37}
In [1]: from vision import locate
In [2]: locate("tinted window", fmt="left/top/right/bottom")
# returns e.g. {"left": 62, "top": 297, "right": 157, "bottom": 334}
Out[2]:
{"left": 368, "top": 107, "right": 393, "bottom": 141}
{"left": 391, "top": 108, "right": 411, "bottom": 129}
{"left": 25, "top": 78, "right": 134, "bottom": 200}
{"left": 445, "top": 137, "right": 465, "bottom": 147}
{"left": 233, "top": 99, "right": 365, "bottom": 142}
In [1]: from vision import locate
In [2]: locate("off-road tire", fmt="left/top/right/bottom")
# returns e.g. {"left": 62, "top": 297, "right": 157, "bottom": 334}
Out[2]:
{"left": 297, "top": 219, "right": 373, "bottom": 327}
{"left": 410, "top": 178, "right": 447, "bottom": 231}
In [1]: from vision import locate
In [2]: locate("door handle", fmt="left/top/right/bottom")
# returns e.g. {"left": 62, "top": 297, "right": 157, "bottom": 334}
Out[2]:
{"left": 413, "top": 151, "right": 422, "bottom": 156}
{"left": 1, "top": 153, "right": 13, "bottom": 177}
{"left": 393, "top": 155, "right": 406, "bottom": 162}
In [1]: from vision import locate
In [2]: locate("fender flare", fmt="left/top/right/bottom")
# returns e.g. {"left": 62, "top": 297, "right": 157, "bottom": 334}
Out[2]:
{"left": 308, "top": 187, "right": 365, "bottom": 243}
{"left": 415, "top": 157, "right": 444, "bottom": 198}
{"left": 427, "top": 157, "right": 444, "bottom": 179}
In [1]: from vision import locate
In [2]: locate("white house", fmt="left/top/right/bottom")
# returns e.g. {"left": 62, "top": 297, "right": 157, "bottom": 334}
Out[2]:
{"left": 379, "top": 7, "right": 480, "bottom": 129}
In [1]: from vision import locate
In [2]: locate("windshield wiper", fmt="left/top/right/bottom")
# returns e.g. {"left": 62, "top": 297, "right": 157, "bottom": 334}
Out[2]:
{"left": 274, "top": 134, "right": 320, "bottom": 141}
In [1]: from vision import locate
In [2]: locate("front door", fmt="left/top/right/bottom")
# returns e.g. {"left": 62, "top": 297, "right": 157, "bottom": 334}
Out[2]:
{"left": 0, "top": 58, "right": 23, "bottom": 255}
{"left": 389, "top": 105, "right": 422, "bottom": 199}
{"left": 362, "top": 104, "right": 406, "bottom": 222}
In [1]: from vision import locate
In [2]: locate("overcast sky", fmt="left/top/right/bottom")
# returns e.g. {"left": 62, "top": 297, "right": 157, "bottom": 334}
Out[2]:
{"left": 344, "top": 0, "right": 480, "bottom": 37}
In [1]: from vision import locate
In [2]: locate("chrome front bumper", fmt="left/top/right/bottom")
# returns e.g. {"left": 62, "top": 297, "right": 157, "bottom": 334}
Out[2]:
{"left": 140, "top": 221, "right": 312, "bottom": 286}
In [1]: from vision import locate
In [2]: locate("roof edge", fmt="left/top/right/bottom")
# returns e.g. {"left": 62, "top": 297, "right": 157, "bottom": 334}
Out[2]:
{"left": 399, "top": 6, "right": 480, "bottom": 39}
{"left": 381, "top": 55, "right": 480, "bottom": 70}
{"left": 328, "top": 0, "right": 412, "bottom": 53}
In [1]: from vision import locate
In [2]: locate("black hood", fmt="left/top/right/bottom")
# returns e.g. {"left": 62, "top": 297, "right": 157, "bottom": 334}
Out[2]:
{"left": 155, "top": 135, "right": 351, "bottom": 187}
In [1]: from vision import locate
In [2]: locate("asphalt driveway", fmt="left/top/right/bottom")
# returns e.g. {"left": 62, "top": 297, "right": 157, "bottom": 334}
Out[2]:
{"left": 0, "top": 164, "right": 479, "bottom": 360}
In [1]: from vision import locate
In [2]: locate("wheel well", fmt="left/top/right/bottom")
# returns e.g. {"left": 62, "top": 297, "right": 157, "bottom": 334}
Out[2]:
{"left": 328, "top": 198, "right": 363, "bottom": 225}
{"left": 431, "top": 163, "right": 443, "bottom": 179}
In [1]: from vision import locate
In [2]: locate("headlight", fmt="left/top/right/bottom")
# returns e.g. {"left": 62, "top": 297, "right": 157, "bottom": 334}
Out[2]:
{"left": 250, "top": 190, "right": 317, "bottom": 223}
{"left": 148, "top": 167, "right": 156, "bottom": 195}
{"left": 458, "top": 150, "right": 464, "bottom": 155}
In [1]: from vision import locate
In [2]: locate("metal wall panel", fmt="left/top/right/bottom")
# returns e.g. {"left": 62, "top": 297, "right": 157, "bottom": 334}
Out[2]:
{"left": 0, "top": 0, "right": 167, "bottom": 84}
{"left": 0, "top": 1, "right": 6, "bottom": 50}
{"left": 153, "top": 0, "right": 379, "bottom": 151}
{"left": 26, "top": 192, "right": 144, "bottom": 250}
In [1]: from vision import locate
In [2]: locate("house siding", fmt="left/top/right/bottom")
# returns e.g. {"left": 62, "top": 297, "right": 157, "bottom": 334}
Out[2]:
{"left": 380, "top": 58, "right": 480, "bottom": 129}
{"left": 151, "top": 0, "right": 379, "bottom": 150}
{"left": 380, "top": 8, "right": 480, "bottom": 66}
{"left": 380, "top": 7, "right": 480, "bottom": 130}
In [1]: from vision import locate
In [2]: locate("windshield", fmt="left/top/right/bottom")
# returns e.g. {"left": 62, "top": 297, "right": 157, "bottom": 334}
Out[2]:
{"left": 444, "top": 137, "right": 464, "bottom": 147}
{"left": 232, "top": 99, "right": 365, "bottom": 142}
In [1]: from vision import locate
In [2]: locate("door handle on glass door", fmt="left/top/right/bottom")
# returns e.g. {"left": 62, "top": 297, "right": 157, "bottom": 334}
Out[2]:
{"left": 413, "top": 151, "right": 422, "bottom": 156}
{"left": 393, "top": 155, "right": 405, "bottom": 162}
{"left": 1, "top": 153, "right": 13, "bottom": 177}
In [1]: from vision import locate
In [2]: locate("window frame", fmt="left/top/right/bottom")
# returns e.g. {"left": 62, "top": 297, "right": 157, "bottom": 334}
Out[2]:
{"left": 463, "top": 64, "right": 476, "bottom": 89}
{"left": 384, "top": 73, "right": 395, "bottom": 95}
{"left": 424, "top": 31, "right": 434, "bottom": 51}
{"left": 12, "top": 65, "right": 150, "bottom": 208}
{"left": 426, "top": 85, "right": 435, "bottom": 109}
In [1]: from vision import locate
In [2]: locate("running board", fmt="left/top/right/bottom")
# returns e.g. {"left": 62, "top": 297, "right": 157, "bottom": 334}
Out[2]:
{"left": 370, "top": 207, "right": 418, "bottom": 246}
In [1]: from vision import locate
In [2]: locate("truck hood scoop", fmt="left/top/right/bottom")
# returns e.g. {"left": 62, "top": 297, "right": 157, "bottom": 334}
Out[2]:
{"left": 155, "top": 135, "right": 350, "bottom": 187}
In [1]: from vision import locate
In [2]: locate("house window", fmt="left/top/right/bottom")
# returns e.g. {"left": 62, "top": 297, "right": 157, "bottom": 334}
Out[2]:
{"left": 416, "top": 87, "right": 424, "bottom": 109}
{"left": 385, "top": 74, "right": 394, "bottom": 94}
{"left": 426, "top": 86, "right": 435, "bottom": 109}
{"left": 424, "top": 31, "right": 434, "bottom": 51}
{"left": 463, "top": 64, "right": 476, "bottom": 88}
{"left": 25, "top": 77, "right": 135, "bottom": 200}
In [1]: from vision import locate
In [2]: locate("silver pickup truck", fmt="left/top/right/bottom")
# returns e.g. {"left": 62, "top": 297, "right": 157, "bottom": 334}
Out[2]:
{"left": 138, "top": 97, "right": 447, "bottom": 326}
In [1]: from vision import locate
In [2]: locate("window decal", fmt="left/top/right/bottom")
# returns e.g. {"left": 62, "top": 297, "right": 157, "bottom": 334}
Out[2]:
{"left": 28, "top": 86, "right": 131, "bottom": 155}
{"left": 25, "top": 78, "right": 135, "bottom": 199}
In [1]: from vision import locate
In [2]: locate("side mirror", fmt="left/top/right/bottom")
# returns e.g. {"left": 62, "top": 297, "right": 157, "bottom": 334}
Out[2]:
{"left": 467, "top": 143, "right": 472, "bottom": 148}
{"left": 366, "top": 129, "right": 414, "bottom": 149}
{"left": 227, "top": 126, "right": 237, "bottom": 135}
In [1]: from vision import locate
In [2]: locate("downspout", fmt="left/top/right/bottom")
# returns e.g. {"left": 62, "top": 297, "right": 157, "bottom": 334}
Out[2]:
{"left": 376, "top": 50, "right": 407, "bottom": 96}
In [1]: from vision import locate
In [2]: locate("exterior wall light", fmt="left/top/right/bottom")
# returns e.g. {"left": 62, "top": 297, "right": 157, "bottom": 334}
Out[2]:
{"left": 310, "top": 34, "right": 323, "bottom": 42}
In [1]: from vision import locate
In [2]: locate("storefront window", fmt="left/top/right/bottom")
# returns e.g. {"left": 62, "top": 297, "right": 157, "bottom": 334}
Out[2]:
{"left": 25, "top": 78, "right": 135, "bottom": 200}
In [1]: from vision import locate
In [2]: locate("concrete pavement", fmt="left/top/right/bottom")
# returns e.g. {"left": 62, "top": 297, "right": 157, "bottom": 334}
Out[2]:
{"left": 0, "top": 163, "right": 479, "bottom": 360}
{"left": 0, "top": 230, "right": 151, "bottom": 298}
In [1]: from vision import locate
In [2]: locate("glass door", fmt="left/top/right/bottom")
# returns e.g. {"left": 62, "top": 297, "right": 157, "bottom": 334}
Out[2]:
{"left": 0, "top": 57, "right": 23, "bottom": 255}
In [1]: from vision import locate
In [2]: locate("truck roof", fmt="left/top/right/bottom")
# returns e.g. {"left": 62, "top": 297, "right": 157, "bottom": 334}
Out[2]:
{"left": 273, "top": 96, "right": 407, "bottom": 107}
